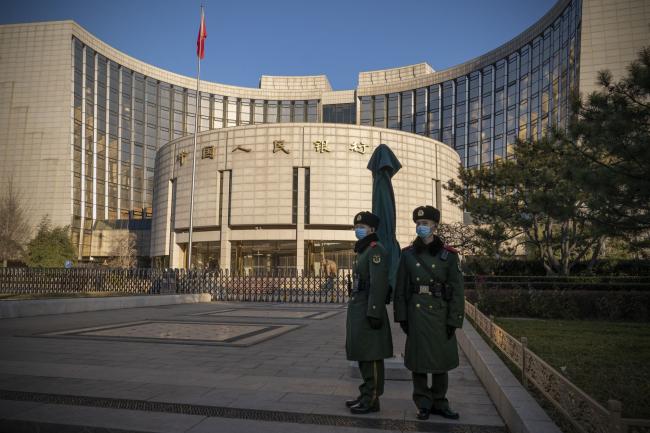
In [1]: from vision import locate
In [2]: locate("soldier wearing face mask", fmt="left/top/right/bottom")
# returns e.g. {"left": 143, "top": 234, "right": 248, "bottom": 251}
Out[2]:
{"left": 393, "top": 205, "right": 464, "bottom": 421}
{"left": 345, "top": 211, "right": 393, "bottom": 414}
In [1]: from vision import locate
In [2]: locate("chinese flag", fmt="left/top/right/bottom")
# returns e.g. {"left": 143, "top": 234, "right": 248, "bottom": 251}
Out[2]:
{"left": 196, "top": 9, "right": 207, "bottom": 59}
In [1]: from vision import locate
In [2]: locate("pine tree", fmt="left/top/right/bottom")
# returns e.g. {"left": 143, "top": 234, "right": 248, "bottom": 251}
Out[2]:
{"left": 570, "top": 47, "right": 650, "bottom": 248}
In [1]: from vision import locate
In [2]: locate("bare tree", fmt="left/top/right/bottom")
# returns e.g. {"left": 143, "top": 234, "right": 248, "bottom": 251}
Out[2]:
{"left": 437, "top": 222, "right": 482, "bottom": 256}
{"left": 0, "top": 180, "right": 31, "bottom": 267}
{"left": 107, "top": 231, "right": 138, "bottom": 268}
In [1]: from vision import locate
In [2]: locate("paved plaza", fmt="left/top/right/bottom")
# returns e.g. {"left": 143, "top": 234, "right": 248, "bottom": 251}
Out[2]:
{"left": 0, "top": 302, "right": 507, "bottom": 432}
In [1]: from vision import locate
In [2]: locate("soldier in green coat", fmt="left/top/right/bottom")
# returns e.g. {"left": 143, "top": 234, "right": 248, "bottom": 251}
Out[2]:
{"left": 393, "top": 205, "right": 464, "bottom": 420}
{"left": 345, "top": 211, "right": 394, "bottom": 414}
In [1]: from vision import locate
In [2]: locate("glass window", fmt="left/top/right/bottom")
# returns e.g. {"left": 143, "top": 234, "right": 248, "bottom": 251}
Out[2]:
{"left": 455, "top": 125, "right": 465, "bottom": 149}
{"left": 455, "top": 101, "right": 466, "bottom": 126}
{"left": 200, "top": 94, "right": 210, "bottom": 118}
{"left": 507, "top": 107, "right": 517, "bottom": 132}
{"left": 456, "top": 77, "right": 467, "bottom": 104}
{"left": 428, "top": 85, "right": 440, "bottom": 140}
{"left": 415, "top": 88, "right": 427, "bottom": 135}
{"left": 415, "top": 88, "right": 427, "bottom": 113}
{"left": 442, "top": 81, "right": 454, "bottom": 108}
{"left": 520, "top": 47, "right": 530, "bottom": 78}
{"left": 482, "top": 68, "right": 493, "bottom": 95}
{"left": 159, "top": 84, "right": 171, "bottom": 108}
{"left": 253, "top": 100, "right": 264, "bottom": 124}
{"left": 294, "top": 101, "right": 305, "bottom": 122}
{"left": 280, "top": 100, "right": 291, "bottom": 123}
{"left": 508, "top": 54, "right": 519, "bottom": 84}
{"left": 323, "top": 103, "right": 355, "bottom": 124}
{"left": 360, "top": 96, "right": 372, "bottom": 126}
{"left": 267, "top": 101, "right": 278, "bottom": 123}
{"left": 468, "top": 121, "right": 479, "bottom": 144}
{"left": 226, "top": 97, "right": 237, "bottom": 127}
{"left": 73, "top": 38, "right": 83, "bottom": 71}
{"left": 212, "top": 95, "right": 224, "bottom": 128}
{"left": 307, "top": 100, "right": 318, "bottom": 122}
{"left": 374, "top": 95, "right": 385, "bottom": 128}
{"left": 240, "top": 99, "right": 251, "bottom": 125}
{"left": 400, "top": 91, "right": 413, "bottom": 132}
{"left": 482, "top": 93, "right": 492, "bottom": 118}
{"left": 495, "top": 61, "right": 506, "bottom": 89}
{"left": 387, "top": 93, "right": 399, "bottom": 129}
{"left": 467, "top": 75, "right": 477, "bottom": 100}
{"left": 467, "top": 145, "right": 479, "bottom": 167}
{"left": 173, "top": 88, "right": 184, "bottom": 111}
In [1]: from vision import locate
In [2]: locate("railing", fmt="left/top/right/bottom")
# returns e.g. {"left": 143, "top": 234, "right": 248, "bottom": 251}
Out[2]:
{"left": 465, "top": 300, "right": 650, "bottom": 433}
{"left": 0, "top": 268, "right": 350, "bottom": 303}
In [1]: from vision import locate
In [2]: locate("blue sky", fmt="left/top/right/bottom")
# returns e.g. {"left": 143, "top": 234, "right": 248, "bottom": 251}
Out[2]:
{"left": 3, "top": 0, "right": 556, "bottom": 90}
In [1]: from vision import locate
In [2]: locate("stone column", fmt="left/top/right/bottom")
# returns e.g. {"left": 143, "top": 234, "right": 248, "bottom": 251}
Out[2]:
{"left": 219, "top": 170, "right": 232, "bottom": 271}
{"left": 296, "top": 167, "right": 305, "bottom": 273}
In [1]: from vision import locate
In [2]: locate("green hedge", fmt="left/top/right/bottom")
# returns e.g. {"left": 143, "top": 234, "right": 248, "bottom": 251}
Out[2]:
{"left": 463, "top": 257, "right": 650, "bottom": 276}
{"left": 465, "top": 288, "right": 650, "bottom": 321}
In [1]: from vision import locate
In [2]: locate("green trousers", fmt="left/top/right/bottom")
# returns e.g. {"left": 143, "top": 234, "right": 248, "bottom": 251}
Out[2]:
{"left": 357, "top": 360, "right": 384, "bottom": 404}
{"left": 412, "top": 371, "right": 449, "bottom": 410}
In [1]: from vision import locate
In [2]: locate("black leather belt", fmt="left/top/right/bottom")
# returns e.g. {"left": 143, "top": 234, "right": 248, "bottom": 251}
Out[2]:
{"left": 412, "top": 284, "right": 442, "bottom": 297}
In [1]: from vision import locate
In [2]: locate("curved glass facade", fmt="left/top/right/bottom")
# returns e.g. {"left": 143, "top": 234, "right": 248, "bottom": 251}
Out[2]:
{"left": 71, "top": 38, "right": 320, "bottom": 250}
{"left": 65, "top": 0, "right": 582, "bottom": 257}
{"left": 359, "top": 0, "right": 581, "bottom": 167}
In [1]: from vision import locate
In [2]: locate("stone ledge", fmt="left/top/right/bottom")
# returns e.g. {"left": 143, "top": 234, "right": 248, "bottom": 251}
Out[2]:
{"left": 0, "top": 294, "right": 212, "bottom": 319}
{"left": 457, "top": 321, "right": 562, "bottom": 433}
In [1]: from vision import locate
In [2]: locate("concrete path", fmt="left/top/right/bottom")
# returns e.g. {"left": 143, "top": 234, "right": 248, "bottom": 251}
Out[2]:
{"left": 0, "top": 301, "right": 507, "bottom": 432}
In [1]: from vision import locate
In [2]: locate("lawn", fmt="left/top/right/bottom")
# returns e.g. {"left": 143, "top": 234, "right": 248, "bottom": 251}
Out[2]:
{"left": 495, "top": 318, "right": 650, "bottom": 420}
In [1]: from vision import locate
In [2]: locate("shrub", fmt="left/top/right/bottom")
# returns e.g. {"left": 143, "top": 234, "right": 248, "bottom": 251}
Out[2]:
{"left": 465, "top": 288, "right": 650, "bottom": 321}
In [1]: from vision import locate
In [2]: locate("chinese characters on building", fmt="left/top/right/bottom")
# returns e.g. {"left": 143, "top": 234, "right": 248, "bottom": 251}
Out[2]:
{"left": 201, "top": 146, "right": 214, "bottom": 159}
{"left": 349, "top": 141, "right": 368, "bottom": 154}
{"left": 177, "top": 151, "right": 188, "bottom": 165}
{"left": 182, "top": 140, "right": 372, "bottom": 160}
{"left": 313, "top": 140, "right": 330, "bottom": 153}
{"left": 273, "top": 140, "right": 290, "bottom": 154}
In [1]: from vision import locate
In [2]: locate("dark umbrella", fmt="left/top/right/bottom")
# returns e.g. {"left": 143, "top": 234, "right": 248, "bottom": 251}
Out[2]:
{"left": 367, "top": 143, "right": 402, "bottom": 290}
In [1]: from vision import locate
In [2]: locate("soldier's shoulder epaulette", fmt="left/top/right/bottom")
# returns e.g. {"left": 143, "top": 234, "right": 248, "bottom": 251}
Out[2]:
{"left": 440, "top": 245, "right": 458, "bottom": 261}
{"left": 443, "top": 245, "right": 459, "bottom": 254}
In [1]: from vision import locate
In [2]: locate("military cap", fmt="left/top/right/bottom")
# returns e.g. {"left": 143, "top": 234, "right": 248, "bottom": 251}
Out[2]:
{"left": 412, "top": 205, "right": 440, "bottom": 223}
{"left": 353, "top": 211, "right": 380, "bottom": 229}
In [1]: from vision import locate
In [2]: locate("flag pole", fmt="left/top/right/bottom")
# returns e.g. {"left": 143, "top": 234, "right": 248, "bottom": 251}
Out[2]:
{"left": 188, "top": 5, "right": 205, "bottom": 269}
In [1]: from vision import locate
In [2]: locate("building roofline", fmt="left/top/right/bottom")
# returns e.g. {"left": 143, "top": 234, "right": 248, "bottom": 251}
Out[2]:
{"left": 1, "top": 0, "right": 571, "bottom": 98}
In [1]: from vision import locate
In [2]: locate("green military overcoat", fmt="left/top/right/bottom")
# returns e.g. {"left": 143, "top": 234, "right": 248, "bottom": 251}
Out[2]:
{"left": 346, "top": 238, "right": 394, "bottom": 361}
{"left": 393, "top": 241, "right": 464, "bottom": 373}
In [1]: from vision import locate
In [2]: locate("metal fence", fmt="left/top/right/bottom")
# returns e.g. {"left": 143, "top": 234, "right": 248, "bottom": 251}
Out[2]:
{"left": 465, "top": 300, "right": 650, "bottom": 433}
{"left": 0, "top": 268, "right": 350, "bottom": 303}
{"left": 3, "top": 268, "right": 649, "bottom": 295}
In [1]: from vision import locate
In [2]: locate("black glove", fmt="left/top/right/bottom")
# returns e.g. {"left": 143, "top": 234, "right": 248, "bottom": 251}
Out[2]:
{"left": 399, "top": 321, "right": 409, "bottom": 335}
{"left": 368, "top": 316, "right": 382, "bottom": 329}
{"left": 446, "top": 325, "right": 456, "bottom": 340}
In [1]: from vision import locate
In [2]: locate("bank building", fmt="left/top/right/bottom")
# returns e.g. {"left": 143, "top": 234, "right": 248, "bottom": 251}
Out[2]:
{"left": 0, "top": 0, "right": 648, "bottom": 271}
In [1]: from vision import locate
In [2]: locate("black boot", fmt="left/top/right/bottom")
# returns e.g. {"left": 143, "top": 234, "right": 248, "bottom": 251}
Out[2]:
{"left": 416, "top": 407, "right": 430, "bottom": 420}
{"left": 345, "top": 396, "right": 362, "bottom": 408}
{"left": 350, "top": 399, "right": 380, "bottom": 414}
{"left": 431, "top": 407, "right": 459, "bottom": 420}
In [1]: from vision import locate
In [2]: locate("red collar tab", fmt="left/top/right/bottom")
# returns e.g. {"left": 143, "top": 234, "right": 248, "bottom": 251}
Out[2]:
{"left": 444, "top": 245, "right": 459, "bottom": 254}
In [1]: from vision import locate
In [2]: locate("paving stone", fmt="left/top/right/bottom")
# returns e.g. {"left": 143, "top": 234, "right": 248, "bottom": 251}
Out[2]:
{"left": 6, "top": 403, "right": 206, "bottom": 433}
{"left": 0, "top": 301, "right": 507, "bottom": 432}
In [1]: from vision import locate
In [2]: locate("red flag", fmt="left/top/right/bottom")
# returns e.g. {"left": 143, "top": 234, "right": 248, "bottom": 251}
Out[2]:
{"left": 196, "top": 8, "right": 207, "bottom": 59}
